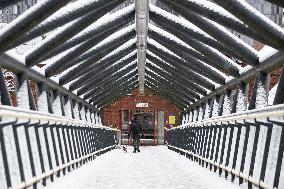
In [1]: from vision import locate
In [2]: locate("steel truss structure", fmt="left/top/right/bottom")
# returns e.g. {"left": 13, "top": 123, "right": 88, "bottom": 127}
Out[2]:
{"left": 0, "top": 0, "right": 284, "bottom": 188}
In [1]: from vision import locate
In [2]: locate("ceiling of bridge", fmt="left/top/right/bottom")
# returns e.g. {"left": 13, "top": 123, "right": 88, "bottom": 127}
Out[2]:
{"left": 0, "top": 0, "right": 283, "bottom": 110}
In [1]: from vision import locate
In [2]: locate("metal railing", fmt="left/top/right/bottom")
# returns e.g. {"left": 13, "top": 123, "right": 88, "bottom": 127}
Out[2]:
{"left": 166, "top": 104, "right": 284, "bottom": 189}
{"left": 0, "top": 106, "right": 117, "bottom": 189}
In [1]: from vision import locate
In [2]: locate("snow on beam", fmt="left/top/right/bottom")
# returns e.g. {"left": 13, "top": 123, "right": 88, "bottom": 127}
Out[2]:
{"left": 146, "top": 70, "right": 198, "bottom": 104}
{"left": 41, "top": 5, "right": 135, "bottom": 61}
{"left": 145, "top": 81, "right": 189, "bottom": 108}
{"left": 91, "top": 79, "right": 138, "bottom": 105}
{"left": 97, "top": 82, "right": 139, "bottom": 109}
{"left": 146, "top": 80, "right": 188, "bottom": 105}
{"left": 150, "top": 4, "right": 259, "bottom": 66}
{"left": 146, "top": 64, "right": 202, "bottom": 100}
{"left": 148, "top": 24, "right": 240, "bottom": 77}
{"left": 88, "top": 74, "right": 138, "bottom": 103}
{"left": 151, "top": 4, "right": 258, "bottom": 65}
{"left": 8, "top": 0, "right": 127, "bottom": 49}
{"left": 213, "top": 0, "right": 284, "bottom": 51}
{"left": 146, "top": 62, "right": 203, "bottom": 98}
{"left": 0, "top": 51, "right": 97, "bottom": 111}
{"left": 0, "top": 0, "right": 71, "bottom": 53}
{"left": 68, "top": 47, "right": 136, "bottom": 91}
{"left": 149, "top": 5, "right": 243, "bottom": 63}
{"left": 59, "top": 38, "right": 136, "bottom": 85}
{"left": 45, "top": 25, "right": 136, "bottom": 77}
{"left": 73, "top": 54, "right": 137, "bottom": 94}
{"left": 78, "top": 62, "right": 136, "bottom": 94}
{"left": 25, "top": 3, "right": 135, "bottom": 67}
{"left": 188, "top": 48, "right": 284, "bottom": 110}
{"left": 147, "top": 52, "right": 215, "bottom": 91}
{"left": 145, "top": 70, "right": 196, "bottom": 103}
{"left": 74, "top": 50, "right": 137, "bottom": 94}
{"left": 83, "top": 69, "right": 138, "bottom": 100}
{"left": 159, "top": 0, "right": 272, "bottom": 49}
{"left": 147, "top": 40, "right": 226, "bottom": 85}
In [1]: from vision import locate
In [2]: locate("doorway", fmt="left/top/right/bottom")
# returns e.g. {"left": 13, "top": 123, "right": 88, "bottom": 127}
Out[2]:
{"left": 133, "top": 110, "right": 155, "bottom": 145}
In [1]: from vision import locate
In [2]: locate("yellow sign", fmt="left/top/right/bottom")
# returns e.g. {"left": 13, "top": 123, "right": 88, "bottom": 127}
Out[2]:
{"left": 169, "top": 116, "right": 176, "bottom": 124}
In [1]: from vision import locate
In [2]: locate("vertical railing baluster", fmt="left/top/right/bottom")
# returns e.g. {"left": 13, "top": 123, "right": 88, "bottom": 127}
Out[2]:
{"left": 248, "top": 71, "right": 270, "bottom": 110}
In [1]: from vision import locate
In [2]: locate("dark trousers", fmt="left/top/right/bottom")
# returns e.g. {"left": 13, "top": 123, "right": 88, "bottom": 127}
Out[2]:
{"left": 133, "top": 138, "right": 140, "bottom": 151}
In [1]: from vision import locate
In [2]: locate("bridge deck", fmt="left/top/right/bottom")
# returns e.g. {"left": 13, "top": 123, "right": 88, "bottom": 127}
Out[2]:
{"left": 45, "top": 146, "right": 241, "bottom": 189}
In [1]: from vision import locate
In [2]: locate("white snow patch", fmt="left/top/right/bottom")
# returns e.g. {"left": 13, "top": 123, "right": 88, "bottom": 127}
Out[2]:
{"left": 181, "top": 0, "right": 242, "bottom": 23}
{"left": 258, "top": 45, "right": 279, "bottom": 63}
{"left": 150, "top": 4, "right": 212, "bottom": 39}
{"left": 268, "top": 83, "right": 278, "bottom": 105}
{"left": 44, "top": 147, "right": 242, "bottom": 189}
{"left": 255, "top": 82, "right": 268, "bottom": 109}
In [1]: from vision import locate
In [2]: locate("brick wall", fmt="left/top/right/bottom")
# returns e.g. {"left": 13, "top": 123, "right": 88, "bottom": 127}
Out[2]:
{"left": 103, "top": 87, "right": 181, "bottom": 130}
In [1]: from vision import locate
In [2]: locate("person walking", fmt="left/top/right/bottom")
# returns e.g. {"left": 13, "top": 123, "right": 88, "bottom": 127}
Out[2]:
{"left": 128, "top": 114, "right": 143, "bottom": 153}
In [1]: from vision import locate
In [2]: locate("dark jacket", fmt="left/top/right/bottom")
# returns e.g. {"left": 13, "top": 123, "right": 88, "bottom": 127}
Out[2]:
{"left": 129, "top": 119, "right": 143, "bottom": 140}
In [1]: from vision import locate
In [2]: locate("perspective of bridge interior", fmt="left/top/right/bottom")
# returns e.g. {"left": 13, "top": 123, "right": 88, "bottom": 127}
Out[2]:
{"left": 0, "top": 0, "right": 284, "bottom": 189}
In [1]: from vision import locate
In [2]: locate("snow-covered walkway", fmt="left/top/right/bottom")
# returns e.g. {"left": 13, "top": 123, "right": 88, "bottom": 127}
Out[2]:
{"left": 45, "top": 146, "right": 241, "bottom": 189}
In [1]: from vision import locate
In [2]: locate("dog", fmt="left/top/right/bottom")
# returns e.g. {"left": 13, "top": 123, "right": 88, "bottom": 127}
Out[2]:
{"left": 122, "top": 145, "right": 127, "bottom": 153}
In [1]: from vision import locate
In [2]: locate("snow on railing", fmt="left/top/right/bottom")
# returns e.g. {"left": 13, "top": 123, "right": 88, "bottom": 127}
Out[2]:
{"left": 166, "top": 104, "right": 284, "bottom": 189}
{"left": 0, "top": 105, "right": 117, "bottom": 189}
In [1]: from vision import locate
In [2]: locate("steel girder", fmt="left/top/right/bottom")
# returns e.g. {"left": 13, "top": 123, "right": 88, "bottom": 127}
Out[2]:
{"left": 148, "top": 40, "right": 226, "bottom": 83}
{"left": 73, "top": 51, "right": 137, "bottom": 94}
{"left": 189, "top": 51, "right": 284, "bottom": 109}
{"left": 145, "top": 73, "right": 195, "bottom": 104}
{"left": 146, "top": 86, "right": 188, "bottom": 109}
{"left": 26, "top": 6, "right": 135, "bottom": 67}
{"left": 83, "top": 69, "right": 138, "bottom": 100}
{"left": 212, "top": 0, "right": 284, "bottom": 51}
{"left": 158, "top": 0, "right": 272, "bottom": 47}
{"left": 0, "top": 0, "right": 71, "bottom": 53}
{"left": 45, "top": 28, "right": 136, "bottom": 77}
{"left": 70, "top": 53, "right": 137, "bottom": 92}
{"left": 145, "top": 81, "right": 188, "bottom": 109}
{"left": 41, "top": 10, "right": 135, "bottom": 61}
{"left": 149, "top": 10, "right": 243, "bottom": 62}
{"left": 90, "top": 75, "right": 138, "bottom": 104}
{"left": 147, "top": 53, "right": 215, "bottom": 91}
{"left": 150, "top": 4, "right": 259, "bottom": 65}
{"left": 145, "top": 70, "right": 197, "bottom": 103}
{"left": 6, "top": 0, "right": 127, "bottom": 50}
{"left": 146, "top": 63, "right": 203, "bottom": 98}
{"left": 92, "top": 79, "right": 138, "bottom": 105}
{"left": 97, "top": 82, "right": 139, "bottom": 109}
{"left": 148, "top": 28, "right": 240, "bottom": 77}
{"left": 147, "top": 60, "right": 208, "bottom": 95}
{"left": 148, "top": 43, "right": 226, "bottom": 85}
{"left": 82, "top": 64, "right": 138, "bottom": 99}
{"left": 59, "top": 42, "right": 136, "bottom": 85}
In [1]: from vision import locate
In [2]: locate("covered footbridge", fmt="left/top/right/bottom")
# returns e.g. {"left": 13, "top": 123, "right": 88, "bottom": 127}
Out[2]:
{"left": 0, "top": 0, "right": 284, "bottom": 189}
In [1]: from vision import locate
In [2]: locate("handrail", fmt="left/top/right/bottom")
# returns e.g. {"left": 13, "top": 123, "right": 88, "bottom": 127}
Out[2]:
{"left": 166, "top": 143, "right": 271, "bottom": 189}
{"left": 0, "top": 105, "right": 116, "bottom": 131}
{"left": 14, "top": 145, "right": 115, "bottom": 189}
{"left": 170, "top": 104, "right": 284, "bottom": 130}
